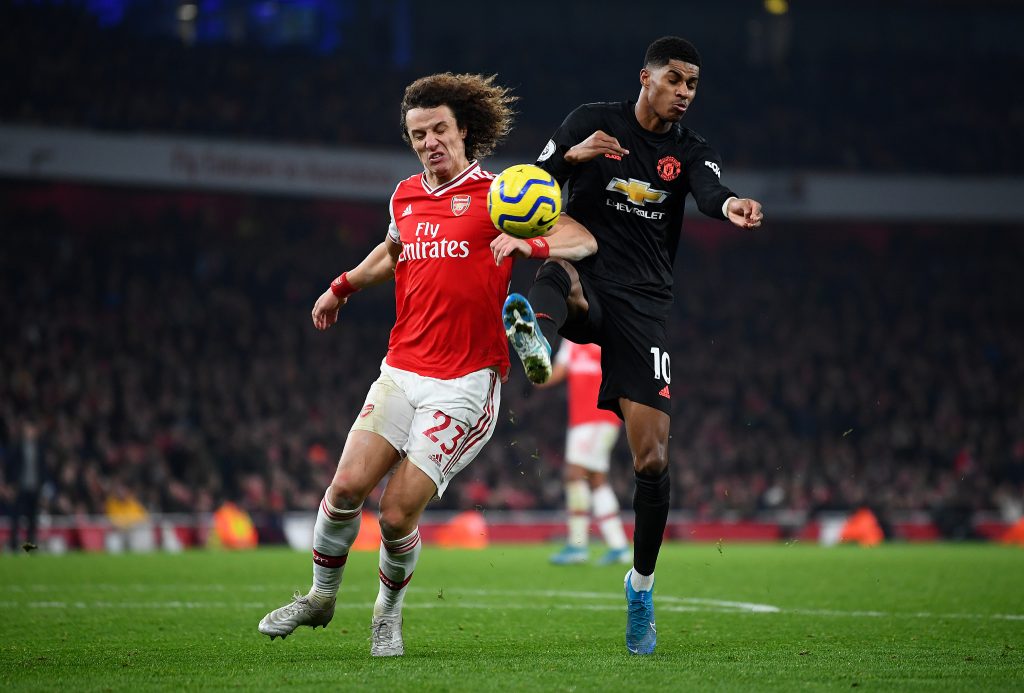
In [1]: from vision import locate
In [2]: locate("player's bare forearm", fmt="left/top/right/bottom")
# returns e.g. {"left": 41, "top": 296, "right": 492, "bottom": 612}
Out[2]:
{"left": 490, "top": 215, "right": 596, "bottom": 265}
{"left": 347, "top": 239, "right": 400, "bottom": 288}
{"left": 544, "top": 214, "right": 597, "bottom": 260}
{"left": 312, "top": 239, "right": 400, "bottom": 331}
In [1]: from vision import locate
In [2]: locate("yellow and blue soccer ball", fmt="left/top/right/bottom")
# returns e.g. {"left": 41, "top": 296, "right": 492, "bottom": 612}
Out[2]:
{"left": 487, "top": 164, "right": 562, "bottom": 239}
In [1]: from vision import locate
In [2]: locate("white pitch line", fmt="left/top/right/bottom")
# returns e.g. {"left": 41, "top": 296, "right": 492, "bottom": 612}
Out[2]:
{"left": 0, "top": 600, "right": 718, "bottom": 614}
{"left": 422, "top": 588, "right": 782, "bottom": 613}
{"left": 0, "top": 591, "right": 1020, "bottom": 621}
{"left": 5, "top": 584, "right": 279, "bottom": 593}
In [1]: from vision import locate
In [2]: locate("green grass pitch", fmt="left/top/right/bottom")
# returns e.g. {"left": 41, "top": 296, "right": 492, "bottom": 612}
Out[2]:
{"left": 1, "top": 543, "right": 1022, "bottom": 691}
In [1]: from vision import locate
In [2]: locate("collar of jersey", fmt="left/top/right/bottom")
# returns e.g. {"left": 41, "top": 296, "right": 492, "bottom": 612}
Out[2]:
{"left": 420, "top": 160, "right": 480, "bottom": 197}
{"left": 623, "top": 101, "right": 678, "bottom": 141}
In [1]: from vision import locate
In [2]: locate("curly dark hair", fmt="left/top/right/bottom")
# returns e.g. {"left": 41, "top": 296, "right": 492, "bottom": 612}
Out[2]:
{"left": 400, "top": 73, "right": 517, "bottom": 161}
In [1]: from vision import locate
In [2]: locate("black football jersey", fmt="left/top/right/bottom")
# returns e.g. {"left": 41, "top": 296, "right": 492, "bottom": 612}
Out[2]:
{"left": 537, "top": 101, "right": 736, "bottom": 315}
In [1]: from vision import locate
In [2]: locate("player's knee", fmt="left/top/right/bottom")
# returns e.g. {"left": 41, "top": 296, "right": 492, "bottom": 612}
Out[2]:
{"left": 378, "top": 507, "right": 417, "bottom": 540}
{"left": 535, "top": 259, "right": 572, "bottom": 293}
{"left": 326, "top": 478, "right": 366, "bottom": 510}
{"left": 632, "top": 451, "right": 668, "bottom": 476}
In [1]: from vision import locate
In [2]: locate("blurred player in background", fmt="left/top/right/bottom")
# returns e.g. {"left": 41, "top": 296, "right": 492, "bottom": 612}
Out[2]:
{"left": 257, "top": 72, "right": 595, "bottom": 657}
{"left": 508, "top": 36, "right": 764, "bottom": 655}
{"left": 542, "top": 341, "right": 630, "bottom": 566}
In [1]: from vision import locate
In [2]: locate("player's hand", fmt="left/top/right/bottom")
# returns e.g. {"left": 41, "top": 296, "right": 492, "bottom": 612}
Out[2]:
{"left": 311, "top": 288, "right": 345, "bottom": 330}
{"left": 726, "top": 198, "right": 764, "bottom": 229}
{"left": 490, "top": 233, "right": 533, "bottom": 266}
{"left": 564, "top": 130, "right": 629, "bottom": 164}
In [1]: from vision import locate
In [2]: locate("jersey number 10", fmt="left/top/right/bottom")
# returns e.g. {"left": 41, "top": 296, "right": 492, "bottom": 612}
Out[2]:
{"left": 650, "top": 347, "right": 672, "bottom": 384}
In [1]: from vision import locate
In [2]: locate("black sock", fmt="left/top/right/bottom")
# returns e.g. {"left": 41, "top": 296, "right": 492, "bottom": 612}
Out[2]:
{"left": 528, "top": 262, "right": 570, "bottom": 349}
{"left": 632, "top": 467, "right": 670, "bottom": 576}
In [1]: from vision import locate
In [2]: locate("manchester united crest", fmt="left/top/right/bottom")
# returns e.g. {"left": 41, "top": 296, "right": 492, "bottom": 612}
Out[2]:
{"left": 451, "top": 194, "right": 471, "bottom": 216}
{"left": 657, "top": 156, "right": 681, "bottom": 182}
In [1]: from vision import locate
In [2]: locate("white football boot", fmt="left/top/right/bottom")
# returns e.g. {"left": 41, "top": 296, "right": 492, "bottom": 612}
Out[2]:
{"left": 370, "top": 615, "right": 404, "bottom": 657}
{"left": 258, "top": 591, "right": 335, "bottom": 639}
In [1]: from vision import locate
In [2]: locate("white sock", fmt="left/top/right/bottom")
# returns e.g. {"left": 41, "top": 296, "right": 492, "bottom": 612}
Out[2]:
{"left": 592, "top": 484, "right": 628, "bottom": 551}
{"left": 374, "top": 527, "right": 422, "bottom": 618}
{"left": 311, "top": 492, "right": 362, "bottom": 599}
{"left": 630, "top": 569, "right": 655, "bottom": 592}
{"left": 565, "top": 480, "right": 591, "bottom": 549}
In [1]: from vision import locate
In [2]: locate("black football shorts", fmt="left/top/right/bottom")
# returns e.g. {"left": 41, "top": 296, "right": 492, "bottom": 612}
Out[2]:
{"left": 557, "top": 274, "right": 673, "bottom": 418}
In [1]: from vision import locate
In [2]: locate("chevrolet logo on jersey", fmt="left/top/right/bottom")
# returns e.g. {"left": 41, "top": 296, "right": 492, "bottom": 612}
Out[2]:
{"left": 606, "top": 178, "right": 668, "bottom": 206}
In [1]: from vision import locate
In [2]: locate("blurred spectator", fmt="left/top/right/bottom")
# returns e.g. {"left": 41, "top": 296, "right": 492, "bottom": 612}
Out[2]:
{"left": 105, "top": 480, "right": 149, "bottom": 530}
{"left": 4, "top": 416, "right": 51, "bottom": 552}
{"left": 104, "top": 477, "right": 153, "bottom": 552}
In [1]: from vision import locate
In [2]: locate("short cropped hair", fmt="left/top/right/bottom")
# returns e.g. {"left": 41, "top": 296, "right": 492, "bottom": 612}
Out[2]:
{"left": 400, "top": 73, "right": 517, "bottom": 161}
{"left": 644, "top": 36, "right": 701, "bottom": 69}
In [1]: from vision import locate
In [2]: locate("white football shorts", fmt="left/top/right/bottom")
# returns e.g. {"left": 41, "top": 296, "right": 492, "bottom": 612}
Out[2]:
{"left": 350, "top": 360, "right": 500, "bottom": 497}
{"left": 565, "top": 421, "right": 621, "bottom": 473}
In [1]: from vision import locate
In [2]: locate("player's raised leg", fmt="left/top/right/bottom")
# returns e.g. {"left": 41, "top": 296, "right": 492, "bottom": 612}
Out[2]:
{"left": 526, "top": 260, "right": 573, "bottom": 351}
{"left": 259, "top": 430, "right": 400, "bottom": 639}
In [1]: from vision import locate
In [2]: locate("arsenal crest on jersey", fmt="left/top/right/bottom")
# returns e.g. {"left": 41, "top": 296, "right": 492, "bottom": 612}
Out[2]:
{"left": 451, "top": 194, "right": 471, "bottom": 216}
{"left": 657, "top": 156, "right": 681, "bottom": 182}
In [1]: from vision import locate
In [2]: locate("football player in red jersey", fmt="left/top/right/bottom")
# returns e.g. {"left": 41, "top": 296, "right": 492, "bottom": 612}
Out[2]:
{"left": 541, "top": 341, "right": 631, "bottom": 566}
{"left": 258, "top": 73, "right": 596, "bottom": 657}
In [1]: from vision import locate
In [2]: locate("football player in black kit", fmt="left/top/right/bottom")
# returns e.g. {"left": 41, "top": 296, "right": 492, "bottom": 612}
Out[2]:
{"left": 503, "top": 36, "right": 763, "bottom": 655}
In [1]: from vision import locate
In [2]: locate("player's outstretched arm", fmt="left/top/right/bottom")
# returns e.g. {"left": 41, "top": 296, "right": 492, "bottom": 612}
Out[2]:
{"left": 311, "top": 238, "right": 401, "bottom": 331}
{"left": 724, "top": 197, "right": 764, "bottom": 229}
{"left": 490, "top": 213, "right": 597, "bottom": 265}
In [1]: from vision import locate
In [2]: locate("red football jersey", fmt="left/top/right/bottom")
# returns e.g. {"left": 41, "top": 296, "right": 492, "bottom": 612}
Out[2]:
{"left": 556, "top": 341, "right": 621, "bottom": 426}
{"left": 384, "top": 162, "right": 513, "bottom": 380}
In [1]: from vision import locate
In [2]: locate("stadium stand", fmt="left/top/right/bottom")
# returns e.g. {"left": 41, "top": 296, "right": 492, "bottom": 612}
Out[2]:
{"left": 2, "top": 186, "right": 1022, "bottom": 542}
{"left": 2, "top": 1, "right": 1022, "bottom": 548}
{"left": 2, "top": 0, "right": 1022, "bottom": 174}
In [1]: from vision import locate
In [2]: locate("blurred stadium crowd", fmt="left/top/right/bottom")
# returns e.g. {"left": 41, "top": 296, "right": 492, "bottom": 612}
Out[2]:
{"left": 2, "top": 1, "right": 1023, "bottom": 539}
{"left": 2, "top": 189, "right": 1022, "bottom": 528}
{"left": 2, "top": 0, "right": 1023, "bottom": 174}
